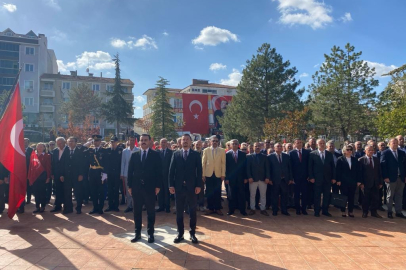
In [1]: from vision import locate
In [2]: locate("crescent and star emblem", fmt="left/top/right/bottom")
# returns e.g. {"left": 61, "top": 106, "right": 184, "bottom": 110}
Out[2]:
{"left": 189, "top": 100, "right": 203, "bottom": 120}
{"left": 10, "top": 119, "right": 25, "bottom": 157}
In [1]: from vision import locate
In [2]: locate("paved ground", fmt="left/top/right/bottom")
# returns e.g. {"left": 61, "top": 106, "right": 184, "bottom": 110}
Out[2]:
{"left": 1, "top": 199, "right": 406, "bottom": 270}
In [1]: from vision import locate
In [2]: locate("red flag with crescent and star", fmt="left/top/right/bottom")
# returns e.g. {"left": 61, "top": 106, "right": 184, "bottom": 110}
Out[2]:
{"left": 0, "top": 82, "right": 27, "bottom": 219}
{"left": 182, "top": 94, "right": 209, "bottom": 134}
{"left": 27, "top": 150, "right": 45, "bottom": 186}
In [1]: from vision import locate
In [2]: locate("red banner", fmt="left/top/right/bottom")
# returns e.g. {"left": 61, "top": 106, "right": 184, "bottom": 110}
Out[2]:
{"left": 182, "top": 94, "right": 210, "bottom": 135}
{"left": 28, "top": 151, "right": 45, "bottom": 186}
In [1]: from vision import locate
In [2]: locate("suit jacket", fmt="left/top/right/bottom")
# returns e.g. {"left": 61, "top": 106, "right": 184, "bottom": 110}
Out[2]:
{"left": 308, "top": 150, "right": 336, "bottom": 185}
{"left": 160, "top": 148, "right": 173, "bottom": 187}
{"left": 105, "top": 147, "right": 123, "bottom": 176}
{"left": 380, "top": 148, "right": 406, "bottom": 183}
{"left": 169, "top": 148, "right": 203, "bottom": 192}
{"left": 355, "top": 150, "right": 365, "bottom": 159}
{"left": 63, "top": 148, "right": 84, "bottom": 180}
{"left": 336, "top": 156, "right": 360, "bottom": 185}
{"left": 0, "top": 162, "right": 9, "bottom": 180}
{"left": 246, "top": 153, "right": 270, "bottom": 182}
{"left": 202, "top": 147, "right": 226, "bottom": 178}
{"left": 359, "top": 155, "right": 382, "bottom": 189}
{"left": 127, "top": 148, "right": 162, "bottom": 192}
{"left": 25, "top": 147, "right": 33, "bottom": 176}
{"left": 52, "top": 147, "right": 69, "bottom": 178}
{"left": 225, "top": 150, "right": 247, "bottom": 187}
{"left": 290, "top": 148, "right": 310, "bottom": 181}
{"left": 268, "top": 152, "right": 292, "bottom": 184}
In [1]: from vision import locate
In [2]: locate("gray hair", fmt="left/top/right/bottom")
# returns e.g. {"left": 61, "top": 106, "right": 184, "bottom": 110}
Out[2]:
{"left": 56, "top": 137, "right": 66, "bottom": 143}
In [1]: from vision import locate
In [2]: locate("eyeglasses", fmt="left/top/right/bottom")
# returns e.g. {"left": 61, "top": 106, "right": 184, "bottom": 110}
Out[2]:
{"left": 212, "top": 140, "right": 219, "bottom": 142}
{"left": 50, "top": 143, "right": 55, "bottom": 146}
{"left": 241, "top": 149, "right": 247, "bottom": 151}
{"left": 232, "top": 143, "right": 238, "bottom": 145}
{"left": 346, "top": 149, "right": 353, "bottom": 151}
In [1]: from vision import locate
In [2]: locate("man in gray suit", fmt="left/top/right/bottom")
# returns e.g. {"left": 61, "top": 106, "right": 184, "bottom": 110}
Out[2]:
{"left": 268, "top": 143, "right": 293, "bottom": 216}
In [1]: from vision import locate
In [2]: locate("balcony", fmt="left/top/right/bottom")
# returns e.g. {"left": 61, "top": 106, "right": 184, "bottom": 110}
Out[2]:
{"left": 40, "top": 105, "right": 55, "bottom": 113}
{"left": 40, "top": 90, "right": 55, "bottom": 97}
{"left": 42, "top": 121, "right": 54, "bottom": 128}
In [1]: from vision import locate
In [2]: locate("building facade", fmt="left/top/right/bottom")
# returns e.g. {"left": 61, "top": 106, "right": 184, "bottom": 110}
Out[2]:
{"left": 40, "top": 71, "right": 135, "bottom": 136}
{"left": 142, "top": 79, "right": 237, "bottom": 136}
{"left": 0, "top": 28, "right": 58, "bottom": 126}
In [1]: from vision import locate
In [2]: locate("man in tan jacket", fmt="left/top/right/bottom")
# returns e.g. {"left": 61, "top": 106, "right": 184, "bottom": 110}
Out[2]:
{"left": 202, "top": 135, "right": 226, "bottom": 215}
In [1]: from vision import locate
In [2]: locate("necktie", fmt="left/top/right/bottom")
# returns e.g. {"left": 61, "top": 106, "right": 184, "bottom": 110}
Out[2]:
{"left": 163, "top": 149, "right": 166, "bottom": 157}
{"left": 369, "top": 157, "right": 374, "bottom": 169}
{"left": 183, "top": 150, "right": 188, "bottom": 161}
{"left": 70, "top": 150, "right": 73, "bottom": 156}
{"left": 278, "top": 154, "right": 282, "bottom": 164}
{"left": 321, "top": 152, "right": 325, "bottom": 164}
{"left": 394, "top": 151, "right": 398, "bottom": 160}
{"left": 298, "top": 150, "right": 302, "bottom": 162}
{"left": 234, "top": 152, "right": 238, "bottom": 163}
{"left": 95, "top": 148, "right": 98, "bottom": 154}
{"left": 142, "top": 150, "right": 146, "bottom": 163}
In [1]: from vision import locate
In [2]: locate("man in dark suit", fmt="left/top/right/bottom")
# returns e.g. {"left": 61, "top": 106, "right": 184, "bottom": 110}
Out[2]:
{"left": 380, "top": 138, "right": 406, "bottom": 219}
{"left": 169, "top": 134, "right": 202, "bottom": 244}
{"left": 105, "top": 136, "right": 123, "bottom": 212}
{"left": 375, "top": 141, "right": 387, "bottom": 210}
{"left": 308, "top": 139, "right": 336, "bottom": 217}
{"left": 225, "top": 139, "right": 247, "bottom": 216}
{"left": 63, "top": 137, "right": 85, "bottom": 214}
{"left": 17, "top": 138, "right": 33, "bottom": 213}
{"left": 128, "top": 134, "right": 162, "bottom": 243}
{"left": 246, "top": 142, "right": 270, "bottom": 216}
{"left": 157, "top": 138, "right": 173, "bottom": 213}
{"left": 359, "top": 145, "right": 383, "bottom": 218}
{"left": 0, "top": 162, "right": 9, "bottom": 214}
{"left": 50, "top": 137, "right": 69, "bottom": 212}
{"left": 290, "top": 139, "right": 310, "bottom": 215}
{"left": 268, "top": 143, "right": 293, "bottom": 216}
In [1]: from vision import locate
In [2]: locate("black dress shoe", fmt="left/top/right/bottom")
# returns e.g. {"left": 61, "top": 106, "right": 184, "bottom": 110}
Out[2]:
{"left": 124, "top": 207, "right": 133, "bottom": 213}
{"left": 156, "top": 208, "right": 164, "bottom": 212}
{"left": 148, "top": 235, "right": 155, "bottom": 243}
{"left": 89, "top": 209, "right": 98, "bottom": 215}
{"left": 62, "top": 209, "right": 72, "bottom": 214}
{"left": 302, "top": 210, "right": 308, "bottom": 215}
{"left": 227, "top": 211, "right": 234, "bottom": 216}
{"left": 362, "top": 213, "right": 368, "bottom": 218}
{"left": 131, "top": 234, "right": 141, "bottom": 243}
{"left": 190, "top": 234, "right": 198, "bottom": 244}
{"left": 26, "top": 200, "right": 31, "bottom": 204}
{"left": 282, "top": 211, "right": 290, "bottom": 216}
{"left": 114, "top": 208, "right": 120, "bottom": 212}
{"left": 76, "top": 209, "right": 82, "bottom": 214}
{"left": 17, "top": 208, "right": 24, "bottom": 214}
{"left": 396, "top": 213, "right": 406, "bottom": 218}
{"left": 371, "top": 212, "right": 382, "bottom": 218}
{"left": 322, "top": 212, "right": 332, "bottom": 217}
{"left": 314, "top": 213, "right": 320, "bottom": 217}
{"left": 120, "top": 201, "right": 126, "bottom": 205}
{"left": 354, "top": 205, "right": 361, "bottom": 210}
{"left": 241, "top": 212, "right": 248, "bottom": 216}
{"left": 255, "top": 205, "right": 260, "bottom": 210}
{"left": 378, "top": 206, "right": 385, "bottom": 211}
{"left": 50, "top": 208, "right": 61, "bottom": 213}
{"left": 33, "top": 208, "right": 40, "bottom": 214}
{"left": 348, "top": 214, "right": 354, "bottom": 218}
{"left": 98, "top": 210, "right": 104, "bottom": 215}
{"left": 166, "top": 209, "right": 171, "bottom": 213}
{"left": 272, "top": 211, "right": 277, "bottom": 216}
{"left": 296, "top": 210, "right": 301, "bottom": 215}
{"left": 388, "top": 213, "right": 394, "bottom": 219}
{"left": 260, "top": 210, "right": 269, "bottom": 216}
{"left": 174, "top": 234, "right": 184, "bottom": 243}
{"left": 104, "top": 208, "right": 112, "bottom": 212}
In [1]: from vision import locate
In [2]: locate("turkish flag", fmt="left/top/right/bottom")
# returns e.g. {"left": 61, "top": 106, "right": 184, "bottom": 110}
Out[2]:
{"left": 27, "top": 151, "right": 45, "bottom": 186}
{"left": 134, "top": 138, "right": 139, "bottom": 147}
{"left": 182, "top": 94, "right": 209, "bottom": 135}
{"left": 0, "top": 82, "right": 27, "bottom": 219}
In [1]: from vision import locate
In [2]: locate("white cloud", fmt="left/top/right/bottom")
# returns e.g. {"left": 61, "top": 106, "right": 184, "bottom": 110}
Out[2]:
{"left": 110, "top": 35, "right": 158, "bottom": 50}
{"left": 57, "top": 60, "right": 76, "bottom": 74}
{"left": 192, "top": 26, "right": 239, "bottom": 46}
{"left": 43, "top": 0, "right": 61, "bottom": 10}
{"left": 163, "top": 31, "right": 169, "bottom": 36}
{"left": 209, "top": 63, "right": 227, "bottom": 71}
{"left": 194, "top": 46, "right": 204, "bottom": 51}
{"left": 76, "top": 51, "right": 115, "bottom": 70}
{"left": 273, "top": 0, "right": 333, "bottom": 29}
{"left": 50, "top": 29, "right": 71, "bottom": 43}
{"left": 299, "top": 72, "right": 309, "bottom": 78}
{"left": 134, "top": 96, "right": 145, "bottom": 103}
{"left": 340, "top": 12, "right": 352, "bottom": 23}
{"left": 364, "top": 61, "right": 398, "bottom": 78}
{"left": 220, "top": 69, "right": 242, "bottom": 86}
{"left": 314, "top": 63, "right": 320, "bottom": 68}
{"left": 2, "top": 3, "right": 16, "bottom": 12}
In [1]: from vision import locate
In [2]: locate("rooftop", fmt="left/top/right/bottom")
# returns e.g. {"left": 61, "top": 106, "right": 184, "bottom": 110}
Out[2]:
{"left": 41, "top": 72, "right": 134, "bottom": 86}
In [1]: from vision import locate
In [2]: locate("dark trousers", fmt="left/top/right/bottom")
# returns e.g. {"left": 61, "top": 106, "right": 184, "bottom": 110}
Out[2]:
{"left": 89, "top": 169, "right": 105, "bottom": 211}
{"left": 266, "top": 184, "right": 272, "bottom": 208}
{"left": 26, "top": 179, "right": 32, "bottom": 203}
{"left": 33, "top": 172, "right": 47, "bottom": 209}
{"left": 340, "top": 182, "right": 357, "bottom": 213}
{"left": 272, "top": 180, "right": 288, "bottom": 213}
{"left": 206, "top": 173, "right": 222, "bottom": 210}
{"left": 176, "top": 186, "right": 197, "bottom": 235}
{"left": 307, "top": 181, "right": 314, "bottom": 207}
{"left": 119, "top": 178, "right": 126, "bottom": 204}
{"left": 228, "top": 183, "right": 246, "bottom": 213}
{"left": 314, "top": 182, "right": 331, "bottom": 214}
{"left": 294, "top": 179, "right": 308, "bottom": 212}
{"left": 64, "top": 176, "right": 83, "bottom": 211}
{"left": 197, "top": 184, "right": 205, "bottom": 207}
{"left": 133, "top": 186, "right": 156, "bottom": 235}
{"left": 0, "top": 182, "right": 5, "bottom": 212}
{"left": 54, "top": 177, "right": 64, "bottom": 209}
{"left": 82, "top": 176, "right": 90, "bottom": 202}
{"left": 332, "top": 183, "right": 340, "bottom": 195}
{"left": 158, "top": 176, "right": 170, "bottom": 211}
{"left": 363, "top": 186, "right": 379, "bottom": 213}
{"left": 45, "top": 180, "right": 52, "bottom": 203}
{"left": 107, "top": 174, "right": 120, "bottom": 209}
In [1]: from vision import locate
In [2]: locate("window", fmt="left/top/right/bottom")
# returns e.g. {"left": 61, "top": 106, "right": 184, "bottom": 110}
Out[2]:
{"left": 1, "top": 77, "right": 14, "bottom": 86}
{"left": 106, "top": 85, "right": 113, "bottom": 92}
{"left": 41, "top": 98, "right": 53, "bottom": 105}
{"left": 122, "top": 87, "right": 128, "bottom": 93}
{"left": 43, "top": 82, "right": 53, "bottom": 90}
{"left": 192, "top": 88, "right": 200, "bottom": 92}
{"left": 62, "top": 115, "right": 68, "bottom": 123}
{"left": 62, "top": 82, "right": 71, "bottom": 90}
{"left": 92, "top": 84, "right": 100, "bottom": 91}
{"left": 25, "top": 64, "right": 34, "bottom": 72}
{"left": 24, "top": 97, "right": 33, "bottom": 106}
{"left": 0, "top": 42, "right": 19, "bottom": 51}
{"left": 0, "top": 60, "right": 18, "bottom": 69}
{"left": 25, "top": 47, "right": 34, "bottom": 55}
{"left": 24, "top": 80, "right": 33, "bottom": 91}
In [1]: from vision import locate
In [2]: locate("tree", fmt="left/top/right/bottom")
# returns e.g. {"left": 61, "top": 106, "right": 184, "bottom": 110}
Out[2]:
{"left": 101, "top": 53, "right": 134, "bottom": 133}
{"left": 60, "top": 83, "right": 102, "bottom": 124}
{"left": 57, "top": 114, "right": 100, "bottom": 142}
{"left": 220, "top": 43, "right": 303, "bottom": 141}
{"left": 135, "top": 118, "right": 152, "bottom": 133}
{"left": 308, "top": 43, "right": 378, "bottom": 140}
{"left": 375, "top": 64, "right": 406, "bottom": 138}
{"left": 149, "top": 77, "right": 178, "bottom": 139}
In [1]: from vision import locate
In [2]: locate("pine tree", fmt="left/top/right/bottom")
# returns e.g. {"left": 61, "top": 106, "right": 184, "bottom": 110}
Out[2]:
{"left": 60, "top": 83, "right": 102, "bottom": 124}
{"left": 149, "top": 77, "right": 178, "bottom": 139}
{"left": 308, "top": 43, "right": 378, "bottom": 140}
{"left": 101, "top": 53, "right": 134, "bottom": 133}
{"left": 220, "top": 43, "right": 303, "bottom": 141}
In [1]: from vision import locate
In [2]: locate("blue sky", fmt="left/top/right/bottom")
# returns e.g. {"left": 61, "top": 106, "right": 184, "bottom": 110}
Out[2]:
{"left": 2, "top": 0, "right": 405, "bottom": 118}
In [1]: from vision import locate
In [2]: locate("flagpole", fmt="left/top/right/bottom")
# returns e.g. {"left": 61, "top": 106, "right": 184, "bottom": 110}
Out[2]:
{"left": 0, "top": 68, "right": 22, "bottom": 120}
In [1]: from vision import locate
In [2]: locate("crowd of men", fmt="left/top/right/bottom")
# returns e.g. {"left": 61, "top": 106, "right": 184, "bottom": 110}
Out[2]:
{"left": 0, "top": 133, "right": 405, "bottom": 244}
